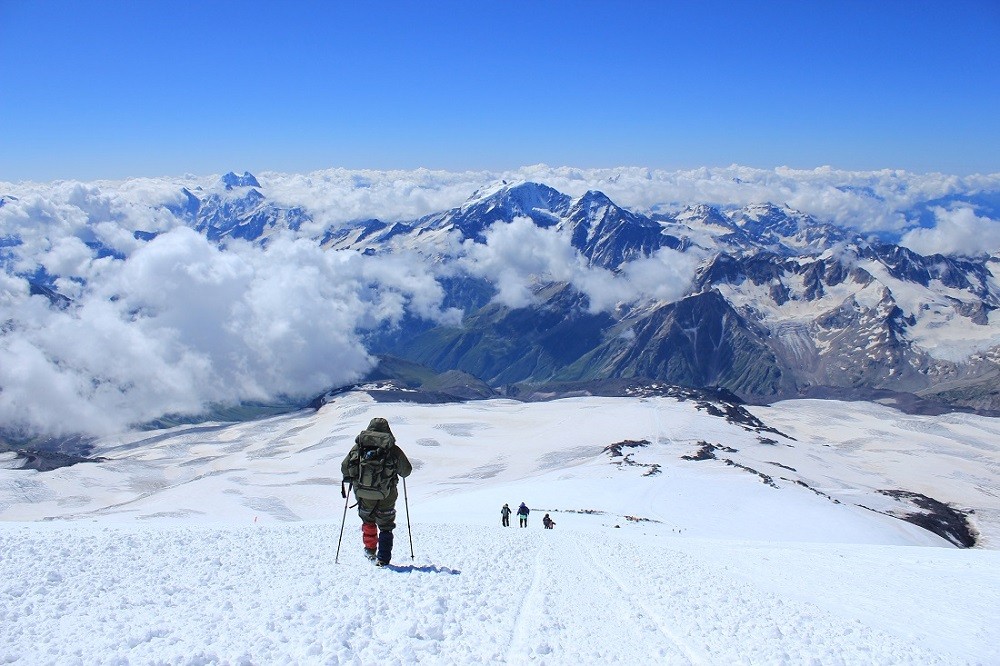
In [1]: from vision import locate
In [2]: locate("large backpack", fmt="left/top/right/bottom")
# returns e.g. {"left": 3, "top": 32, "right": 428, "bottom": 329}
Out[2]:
{"left": 347, "top": 429, "right": 399, "bottom": 500}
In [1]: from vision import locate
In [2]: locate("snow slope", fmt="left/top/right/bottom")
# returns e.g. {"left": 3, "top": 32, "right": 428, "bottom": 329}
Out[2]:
{"left": 1, "top": 393, "right": 999, "bottom": 663}
{"left": 2, "top": 522, "right": 997, "bottom": 664}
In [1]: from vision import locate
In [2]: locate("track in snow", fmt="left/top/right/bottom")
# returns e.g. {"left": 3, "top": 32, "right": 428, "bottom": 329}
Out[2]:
{"left": 0, "top": 521, "right": 993, "bottom": 664}
{"left": 504, "top": 532, "right": 692, "bottom": 662}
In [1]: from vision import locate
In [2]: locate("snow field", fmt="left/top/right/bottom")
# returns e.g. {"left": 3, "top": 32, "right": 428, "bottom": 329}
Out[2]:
{"left": 6, "top": 393, "right": 986, "bottom": 546}
{"left": 2, "top": 520, "right": 996, "bottom": 664}
{"left": 2, "top": 393, "right": 999, "bottom": 663}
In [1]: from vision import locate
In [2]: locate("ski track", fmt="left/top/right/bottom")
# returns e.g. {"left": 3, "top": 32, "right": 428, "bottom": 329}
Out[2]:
{"left": 581, "top": 537, "right": 707, "bottom": 665}
{"left": 505, "top": 543, "right": 547, "bottom": 661}
{"left": 504, "top": 531, "right": 690, "bottom": 663}
{"left": 1, "top": 520, "right": 990, "bottom": 664}
{"left": 583, "top": 537, "right": 964, "bottom": 665}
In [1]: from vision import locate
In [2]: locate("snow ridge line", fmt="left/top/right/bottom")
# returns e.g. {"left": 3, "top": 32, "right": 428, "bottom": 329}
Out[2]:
{"left": 580, "top": 536, "right": 709, "bottom": 666}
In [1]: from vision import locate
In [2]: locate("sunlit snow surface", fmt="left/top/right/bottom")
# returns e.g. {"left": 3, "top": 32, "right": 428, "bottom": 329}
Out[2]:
{"left": 1, "top": 393, "right": 999, "bottom": 663}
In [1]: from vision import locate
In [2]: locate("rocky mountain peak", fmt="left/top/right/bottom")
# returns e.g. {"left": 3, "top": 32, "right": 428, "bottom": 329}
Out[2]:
{"left": 220, "top": 171, "right": 261, "bottom": 190}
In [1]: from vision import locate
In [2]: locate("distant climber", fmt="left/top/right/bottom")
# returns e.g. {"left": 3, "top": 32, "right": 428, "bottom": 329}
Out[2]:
{"left": 341, "top": 417, "right": 412, "bottom": 567}
{"left": 517, "top": 502, "right": 530, "bottom": 527}
{"left": 543, "top": 513, "right": 555, "bottom": 529}
{"left": 501, "top": 503, "right": 512, "bottom": 527}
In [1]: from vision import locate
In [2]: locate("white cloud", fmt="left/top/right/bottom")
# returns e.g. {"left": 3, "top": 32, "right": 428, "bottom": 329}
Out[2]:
{"left": 458, "top": 217, "right": 702, "bottom": 313}
{"left": 460, "top": 217, "right": 581, "bottom": 308}
{"left": 38, "top": 236, "right": 93, "bottom": 278}
{"left": 620, "top": 247, "right": 706, "bottom": 304}
{"left": 358, "top": 251, "right": 463, "bottom": 327}
{"left": 260, "top": 167, "right": 498, "bottom": 230}
{"left": 0, "top": 228, "right": 458, "bottom": 437}
{"left": 6, "top": 164, "right": 999, "bottom": 237}
{"left": 900, "top": 206, "right": 1000, "bottom": 256}
{"left": 3, "top": 164, "right": 1000, "bottom": 437}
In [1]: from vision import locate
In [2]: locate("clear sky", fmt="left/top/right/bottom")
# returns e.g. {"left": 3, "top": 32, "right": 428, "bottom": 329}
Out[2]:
{"left": 1, "top": 0, "right": 998, "bottom": 181}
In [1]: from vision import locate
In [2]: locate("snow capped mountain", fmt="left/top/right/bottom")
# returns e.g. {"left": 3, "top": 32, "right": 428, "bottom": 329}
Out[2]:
{"left": 165, "top": 172, "right": 311, "bottom": 244}
{"left": 730, "top": 202, "right": 850, "bottom": 253}
{"left": 558, "top": 190, "right": 683, "bottom": 268}
{"left": 314, "top": 181, "right": 1000, "bottom": 410}
{"left": 559, "top": 290, "right": 788, "bottom": 396}
{"left": 2, "top": 168, "right": 1000, "bottom": 439}
{"left": 220, "top": 170, "right": 261, "bottom": 190}
{"left": 426, "top": 181, "right": 571, "bottom": 241}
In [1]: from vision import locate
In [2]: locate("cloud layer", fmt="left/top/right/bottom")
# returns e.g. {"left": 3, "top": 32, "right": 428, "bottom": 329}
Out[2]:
{"left": 900, "top": 206, "right": 1000, "bottom": 257}
{"left": 0, "top": 228, "right": 454, "bottom": 437}
{"left": 460, "top": 217, "right": 702, "bottom": 312}
{"left": 1, "top": 165, "right": 998, "bottom": 437}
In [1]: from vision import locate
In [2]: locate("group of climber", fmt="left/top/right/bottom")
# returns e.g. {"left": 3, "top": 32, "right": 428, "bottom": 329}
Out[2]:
{"left": 501, "top": 502, "right": 555, "bottom": 529}
{"left": 339, "top": 417, "right": 558, "bottom": 570}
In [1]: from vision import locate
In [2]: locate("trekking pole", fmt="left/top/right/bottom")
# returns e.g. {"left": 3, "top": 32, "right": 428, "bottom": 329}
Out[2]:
{"left": 335, "top": 482, "right": 352, "bottom": 564}
{"left": 403, "top": 476, "right": 414, "bottom": 560}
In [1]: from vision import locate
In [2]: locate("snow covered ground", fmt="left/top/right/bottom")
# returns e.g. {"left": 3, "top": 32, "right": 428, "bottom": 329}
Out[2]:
{"left": 2, "top": 393, "right": 999, "bottom": 663}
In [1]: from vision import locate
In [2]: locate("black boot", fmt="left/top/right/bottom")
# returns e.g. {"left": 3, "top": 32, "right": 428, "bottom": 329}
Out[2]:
{"left": 376, "top": 530, "right": 394, "bottom": 565}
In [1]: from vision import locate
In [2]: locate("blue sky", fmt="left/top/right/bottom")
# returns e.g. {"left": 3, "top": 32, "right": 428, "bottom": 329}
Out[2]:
{"left": 1, "top": 0, "right": 998, "bottom": 181}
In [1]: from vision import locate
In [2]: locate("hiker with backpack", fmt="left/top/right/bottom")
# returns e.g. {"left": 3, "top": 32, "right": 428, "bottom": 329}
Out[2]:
{"left": 341, "top": 417, "right": 412, "bottom": 567}
{"left": 517, "top": 502, "right": 529, "bottom": 527}
{"left": 501, "top": 503, "right": 512, "bottom": 527}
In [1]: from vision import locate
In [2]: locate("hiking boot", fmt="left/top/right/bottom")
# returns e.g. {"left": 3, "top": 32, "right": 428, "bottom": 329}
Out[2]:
{"left": 364, "top": 548, "right": 377, "bottom": 561}
{"left": 375, "top": 560, "right": 389, "bottom": 568}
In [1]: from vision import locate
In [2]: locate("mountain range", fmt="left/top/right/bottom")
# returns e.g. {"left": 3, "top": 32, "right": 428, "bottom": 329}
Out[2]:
{"left": 9, "top": 171, "right": 1000, "bottom": 420}
{"left": 180, "top": 174, "right": 999, "bottom": 413}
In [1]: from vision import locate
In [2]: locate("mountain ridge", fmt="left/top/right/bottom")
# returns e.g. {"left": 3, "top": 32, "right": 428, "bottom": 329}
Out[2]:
{"left": 311, "top": 179, "right": 996, "bottom": 410}
{"left": 5, "top": 172, "right": 1000, "bottom": 430}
